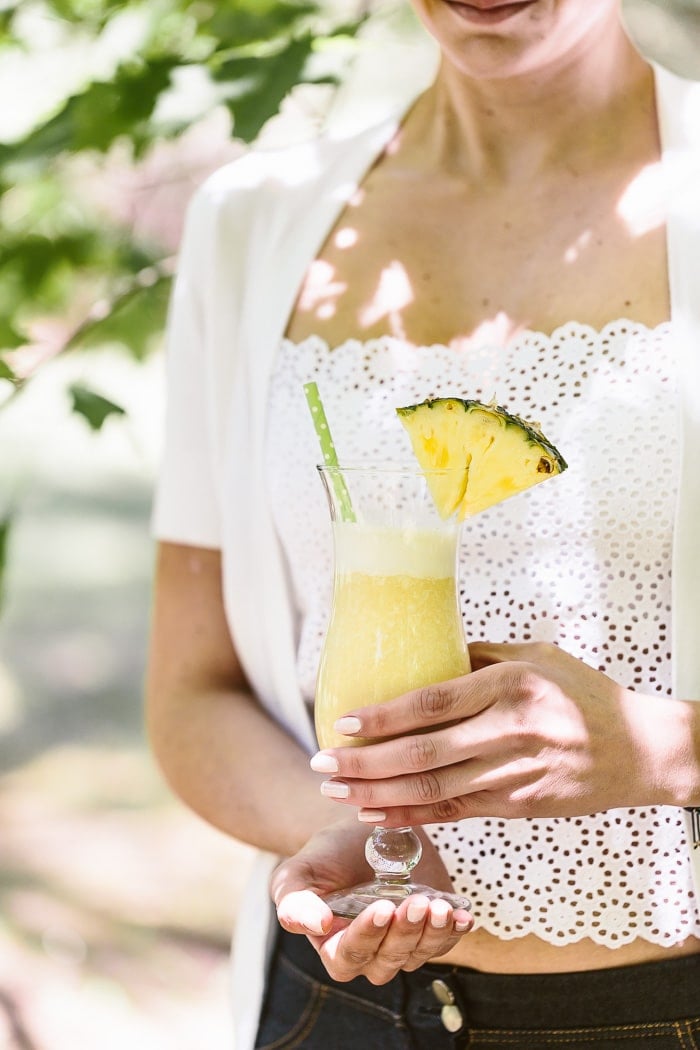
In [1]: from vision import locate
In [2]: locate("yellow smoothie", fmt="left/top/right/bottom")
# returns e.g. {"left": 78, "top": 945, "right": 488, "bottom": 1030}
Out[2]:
{"left": 315, "top": 524, "right": 470, "bottom": 749}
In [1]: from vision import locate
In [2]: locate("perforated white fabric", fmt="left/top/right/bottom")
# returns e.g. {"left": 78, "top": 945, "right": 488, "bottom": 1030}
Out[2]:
{"left": 265, "top": 321, "right": 700, "bottom": 947}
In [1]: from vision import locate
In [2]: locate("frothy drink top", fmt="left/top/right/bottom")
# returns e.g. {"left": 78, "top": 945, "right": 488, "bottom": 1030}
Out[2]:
{"left": 332, "top": 522, "right": 457, "bottom": 579}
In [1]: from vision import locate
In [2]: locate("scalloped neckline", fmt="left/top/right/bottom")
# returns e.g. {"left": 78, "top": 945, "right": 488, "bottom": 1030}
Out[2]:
{"left": 280, "top": 319, "right": 672, "bottom": 357}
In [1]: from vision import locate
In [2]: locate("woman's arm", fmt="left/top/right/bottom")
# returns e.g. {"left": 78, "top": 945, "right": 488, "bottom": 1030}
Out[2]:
{"left": 146, "top": 541, "right": 473, "bottom": 980}
{"left": 146, "top": 540, "right": 339, "bottom": 856}
{"left": 307, "top": 641, "right": 700, "bottom": 827}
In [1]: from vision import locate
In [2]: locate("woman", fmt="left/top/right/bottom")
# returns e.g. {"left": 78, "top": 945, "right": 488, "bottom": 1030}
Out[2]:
{"left": 146, "top": 0, "right": 700, "bottom": 1046}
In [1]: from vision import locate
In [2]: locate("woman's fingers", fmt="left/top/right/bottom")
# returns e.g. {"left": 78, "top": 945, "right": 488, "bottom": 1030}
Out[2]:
{"left": 306, "top": 642, "right": 660, "bottom": 826}
{"left": 468, "top": 640, "right": 554, "bottom": 670}
{"left": 323, "top": 660, "right": 535, "bottom": 744}
{"left": 325, "top": 752, "right": 539, "bottom": 807}
{"left": 310, "top": 701, "right": 526, "bottom": 816}
{"left": 272, "top": 857, "right": 336, "bottom": 937}
{"left": 310, "top": 895, "right": 473, "bottom": 984}
{"left": 271, "top": 826, "right": 474, "bottom": 984}
{"left": 357, "top": 797, "right": 491, "bottom": 828}
{"left": 276, "top": 888, "right": 335, "bottom": 936}
{"left": 312, "top": 716, "right": 503, "bottom": 783}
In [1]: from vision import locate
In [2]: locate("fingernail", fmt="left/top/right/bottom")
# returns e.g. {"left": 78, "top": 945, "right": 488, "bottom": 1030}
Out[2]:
{"left": 455, "top": 916, "right": 471, "bottom": 933}
{"left": 303, "top": 917, "right": 326, "bottom": 935}
{"left": 358, "top": 809, "right": 386, "bottom": 823}
{"left": 310, "top": 752, "right": 339, "bottom": 773}
{"left": 334, "top": 716, "right": 362, "bottom": 735}
{"left": 372, "top": 903, "right": 394, "bottom": 927}
{"left": 430, "top": 902, "right": 450, "bottom": 929}
{"left": 320, "top": 780, "right": 349, "bottom": 799}
{"left": 407, "top": 899, "right": 428, "bottom": 924}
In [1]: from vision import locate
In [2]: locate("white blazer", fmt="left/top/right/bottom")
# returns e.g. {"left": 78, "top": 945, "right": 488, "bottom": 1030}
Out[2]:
{"left": 153, "top": 56, "right": 700, "bottom": 1049}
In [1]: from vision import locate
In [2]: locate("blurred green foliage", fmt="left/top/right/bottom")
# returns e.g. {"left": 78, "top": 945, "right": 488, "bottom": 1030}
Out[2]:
{"left": 0, "top": 0, "right": 367, "bottom": 401}
{"left": 0, "top": 0, "right": 368, "bottom": 597}
{"left": 0, "top": 515, "right": 9, "bottom": 610}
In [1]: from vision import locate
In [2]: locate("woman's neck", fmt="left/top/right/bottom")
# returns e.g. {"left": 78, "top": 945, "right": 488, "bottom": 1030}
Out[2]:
{"left": 403, "top": 17, "right": 656, "bottom": 183}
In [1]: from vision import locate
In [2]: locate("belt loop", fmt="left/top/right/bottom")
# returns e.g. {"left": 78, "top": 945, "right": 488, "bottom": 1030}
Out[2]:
{"left": 685, "top": 807, "right": 700, "bottom": 847}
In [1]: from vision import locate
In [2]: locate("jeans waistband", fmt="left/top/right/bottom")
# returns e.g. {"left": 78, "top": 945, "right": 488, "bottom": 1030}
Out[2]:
{"left": 424, "top": 950, "right": 700, "bottom": 1028}
{"left": 279, "top": 930, "right": 700, "bottom": 1029}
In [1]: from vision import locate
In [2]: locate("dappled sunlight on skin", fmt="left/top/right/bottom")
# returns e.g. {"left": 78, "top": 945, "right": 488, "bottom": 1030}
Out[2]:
{"left": 616, "top": 160, "right": 667, "bottom": 238}
{"left": 291, "top": 134, "right": 669, "bottom": 347}
{"left": 450, "top": 310, "right": 519, "bottom": 349}
{"left": 358, "top": 260, "right": 414, "bottom": 338}
{"left": 555, "top": 160, "right": 667, "bottom": 267}
{"left": 563, "top": 228, "right": 592, "bottom": 264}
{"left": 298, "top": 259, "right": 348, "bottom": 323}
{"left": 294, "top": 230, "right": 524, "bottom": 343}
{"left": 334, "top": 226, "right": 359, "bottom": 250}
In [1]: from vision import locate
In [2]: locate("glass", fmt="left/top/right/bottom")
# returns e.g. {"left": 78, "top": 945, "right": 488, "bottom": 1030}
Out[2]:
{"left": 314, "top": 464, "right": 472, "bottom": 919}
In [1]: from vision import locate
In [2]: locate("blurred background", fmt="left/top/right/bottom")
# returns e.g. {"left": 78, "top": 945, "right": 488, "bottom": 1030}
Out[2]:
{"left": 0, "top": 0, "right": 398, "bottom": 1045}
{"left": 0, "top": 0, "right": 697, "bottom": 1046}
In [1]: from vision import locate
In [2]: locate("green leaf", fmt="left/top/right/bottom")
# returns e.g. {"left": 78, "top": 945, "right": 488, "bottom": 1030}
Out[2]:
{"left": 0, "top": 515, "right": 10, "bottom": 613}
{"left": 0, "top": 0, "right": 367, "bottom": 409}
{"left": 0, "top": 232, "right": 98, "bottom": 290}
{"left": 70, "top": 58, "right": 180, "bottom": 154}
{"left": 40, "top": 0, "right": 125, "bottom": 30}
{"left": 1, "top": 57, "right": 180, "bottom": 167}
{"left": 68, "top": 382, "right": 127, "bottom": 430}
{"left": 207, "top": 0, "right": 318, "bottom": 47}
{"left": 0, "top": 355, "right": 17, "bottom": 381}
{"left": 216, "top": 35, "right": 315, "bottom": 142}
{"left": 67, "top": 275, "right": 172, "bottom": 360}
{"left": 0, "top": 320, "right": 25, "bottom": 354}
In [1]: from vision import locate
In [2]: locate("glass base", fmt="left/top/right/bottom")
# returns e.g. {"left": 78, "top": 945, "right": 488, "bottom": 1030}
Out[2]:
{"left": 324, "top": 879, "right": 472, "bottom": 920}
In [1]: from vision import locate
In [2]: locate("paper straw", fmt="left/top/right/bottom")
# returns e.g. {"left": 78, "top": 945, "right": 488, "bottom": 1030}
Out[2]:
{"left": 303, "top": 381, "right": 355, "bottom": 522}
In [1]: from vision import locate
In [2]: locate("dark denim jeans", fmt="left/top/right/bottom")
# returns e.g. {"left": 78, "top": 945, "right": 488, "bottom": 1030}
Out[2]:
{"left": 254, "top": 930, "right": 700, "bottom": 1049}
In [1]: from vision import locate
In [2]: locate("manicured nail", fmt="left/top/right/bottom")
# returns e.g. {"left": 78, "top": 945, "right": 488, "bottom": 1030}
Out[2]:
{"left": 310, "top": 752, "right": 339, "bottom": 774}
{"left": 320, "top": 780, "right": 349, "bottom": 799}
{"left": 358, "top": 809, "right": 386, "bottom": 823}
{"left": 334, "top": 716, "right": 362, "bottom": 735}
{"left": 303, "top": 917, "right": 326, "bottom": 935}
{"left": 372, "top": 903, "right": 394, "bottom": 927}
{"left": 407, "top": 899, "right": 428, "bottom": 924}
{"left": 430, "top": 901, "right": 450, "bottom": 929}
{"left": 455, "top": 916, "right": 471, "bottom": 932}
{"left": 304, "top": 911, "right": 329, "bottom": 936}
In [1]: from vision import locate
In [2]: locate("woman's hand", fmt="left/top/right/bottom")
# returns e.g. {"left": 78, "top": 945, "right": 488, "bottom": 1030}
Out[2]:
{"left": 310, "top": 642, "right": 693, "bottom": 826}
{"left": 270, "top": 818, "right": 472, "bottom": 985}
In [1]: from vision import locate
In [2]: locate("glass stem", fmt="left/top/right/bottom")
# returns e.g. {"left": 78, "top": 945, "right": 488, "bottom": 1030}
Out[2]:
{"left": 365, "top": 826, "right": 423, "bottom": 882}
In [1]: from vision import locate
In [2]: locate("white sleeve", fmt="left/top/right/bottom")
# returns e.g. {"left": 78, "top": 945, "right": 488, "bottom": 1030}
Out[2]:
{"left": 151, "top": 191, "right": 222, "bottom": 549}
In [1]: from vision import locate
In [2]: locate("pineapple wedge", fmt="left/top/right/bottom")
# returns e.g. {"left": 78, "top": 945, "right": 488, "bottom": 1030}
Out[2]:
{"left": 397, "top": 397, "right": 567, "bottom": 519}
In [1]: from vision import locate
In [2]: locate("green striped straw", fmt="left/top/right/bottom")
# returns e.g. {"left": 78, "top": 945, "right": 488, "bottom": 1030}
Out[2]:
{"left": 303, "top": 381, "right": 356, "bottom": 523}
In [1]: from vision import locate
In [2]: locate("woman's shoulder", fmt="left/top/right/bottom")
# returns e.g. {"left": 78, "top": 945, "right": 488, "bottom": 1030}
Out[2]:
{"left": 189, "top": 115, "right": 398, "bottom": 221}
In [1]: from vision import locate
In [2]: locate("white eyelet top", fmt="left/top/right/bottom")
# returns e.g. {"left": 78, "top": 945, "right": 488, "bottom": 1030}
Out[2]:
{"left": 265, "top": 321, "right": 700, "bottom": 947}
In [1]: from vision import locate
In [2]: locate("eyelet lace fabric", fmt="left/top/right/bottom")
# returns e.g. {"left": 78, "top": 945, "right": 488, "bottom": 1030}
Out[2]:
{"left": 265, "top": 321, "right": 700, "bottom": 947}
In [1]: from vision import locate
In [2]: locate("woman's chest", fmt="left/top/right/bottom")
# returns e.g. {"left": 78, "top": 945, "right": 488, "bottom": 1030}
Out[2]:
{"left": 284, "top": 166, "right": 670, "bottom": 348}
{"left": 267, "top": 327, "right": 678, "bottom": 706}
